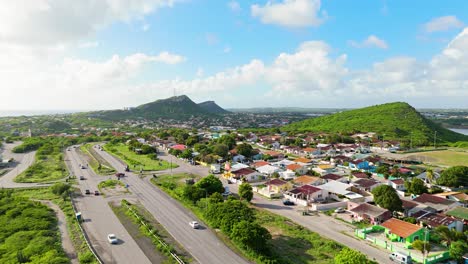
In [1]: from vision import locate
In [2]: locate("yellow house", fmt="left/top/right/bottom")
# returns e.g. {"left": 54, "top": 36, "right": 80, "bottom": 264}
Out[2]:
{"left": 265, "top": 179, "right": 293, "bottom": 193}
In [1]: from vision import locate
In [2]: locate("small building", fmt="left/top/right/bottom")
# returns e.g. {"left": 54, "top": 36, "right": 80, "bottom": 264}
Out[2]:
{"left": 413, "top": 193, "right": 459, "bottom": 213}
{"left": 352, "top": 178, "right": 382, "bottom": 192}
{"left": 284, "top": 185, "right": 324, "bottom": 206}
{"left": 389, "top": 178, "right": 406, "bottom": 192}
{"left": 412, "top": 210, "right": 464, "bottom": 232}
{"left": 313, "top": 164, "right": 336, "bottom": 175}
{"left": 322, "top": 173, "right": 347, "bottom": 183}
{"left": 293, "top": 157, "right": 312, "bottom": 165}
{"left": 348, "top": 202, "right": 392, "bottom": 225}
{"left": 257, "top": 164, "right": 282, "bottom": 175}
{"left": 380, "top": 218, "right": 427, "bottom": 248}
{"left": 293, "top": 175, "right": 323, "bottom": 186}
{"left": 265, "top": 179, "right": 293, "bottom": 194}
{"left": 286, "top": 163, "right": 308, "bottom": 175}
{"left": 231, "top": 168, "right": 264, "bottom": 183}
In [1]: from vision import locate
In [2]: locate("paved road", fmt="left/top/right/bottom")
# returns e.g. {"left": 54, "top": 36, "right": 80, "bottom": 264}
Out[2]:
{"left": 95, "top": 146, "right": 249, "bottom": 264}
{"left": 0, "top": 142, "right": 42, "bottom": 188}
{"left": 66, "top": 147, "right": 152, "bottom": 264}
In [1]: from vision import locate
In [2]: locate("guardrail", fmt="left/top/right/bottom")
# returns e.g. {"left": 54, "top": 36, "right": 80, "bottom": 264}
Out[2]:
{"left": 69, "top": 193, "right": 104, "bottom": 264}
{"left": 122, "top": 202, "right": 185, "bottom": 264}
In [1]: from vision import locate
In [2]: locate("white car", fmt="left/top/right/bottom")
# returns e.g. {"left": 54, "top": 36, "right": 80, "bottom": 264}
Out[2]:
{"left": 107, "top": 234, "right": 118, "bottom": 244}
{"left": 189, "top": 221, "right": 200, "bottom": 229}
{"left": 334, "top": 207, "right": 346, "bottom": 213}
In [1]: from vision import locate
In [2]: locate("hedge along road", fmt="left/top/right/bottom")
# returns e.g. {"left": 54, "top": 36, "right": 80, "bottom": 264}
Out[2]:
{"left": 94, "top": 145, "right": 250, "bottom": 264}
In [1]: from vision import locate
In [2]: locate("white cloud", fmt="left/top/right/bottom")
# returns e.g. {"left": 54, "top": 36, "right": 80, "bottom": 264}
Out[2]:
{"left": 0, "top": 0, "right": 179, "bottom": 46}
{"left": 424, "top": 16, "right": 463, "bottom": 33}
{"left": 228, "top": 1, "right": 241, "bottom": 12}
{"left": 196, "top": 67, "right": 204, "bottom": 77}
{"left": 349, "top": 35, "right": 388, "bottom": 49}
{"left": 251, "top": 0, "right": 324, "bottom": 28}
{"left": 79, "top": 41, "right": 99, "bottom": 48}
{"left": 142, "top": 23, "right": 151, "bottom": 31}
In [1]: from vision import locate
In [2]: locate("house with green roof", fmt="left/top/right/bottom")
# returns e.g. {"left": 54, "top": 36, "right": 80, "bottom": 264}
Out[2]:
{"left": 445, "top": 207, "right": 468, "bottom": 224}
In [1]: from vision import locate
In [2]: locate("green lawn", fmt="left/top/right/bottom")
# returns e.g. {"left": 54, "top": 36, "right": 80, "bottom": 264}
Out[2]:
{"left": 80, "top": 143, "right": 116, "bottom": 175}
{"left": 446, "top": 207, "right": 468, "bottom": 220}
{"left": 255, "top": 209, "right": 342, "bottom": 264}
{"left": 151, "top": 173, "right": 199, "bottom": 189}
{"left": 407, "top": 150, "right": 468, "bottom": 167}
{"left": 104, "top": 143, "right": 177, "bottom": 171}
{"left": 15, "top": 153, "right": 67, "bottom": 183}
{"left": 8, "top": 187, "right": 98, "bottom": 263}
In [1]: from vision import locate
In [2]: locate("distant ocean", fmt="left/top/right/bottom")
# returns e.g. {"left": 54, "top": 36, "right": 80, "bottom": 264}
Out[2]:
{"left": 450, "top": 128, "right": 468, "bottom": 135}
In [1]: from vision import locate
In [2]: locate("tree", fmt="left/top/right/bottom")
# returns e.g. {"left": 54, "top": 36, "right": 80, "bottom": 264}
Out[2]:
{"left": 180, "top": 149, "right": 193, "bottom": 159}
{"left": 426, "top": 169, "right": 434, "bottom": 183}
{"left": 435, "top": 226, "right": 456, "bottom": 247}
{"left": 217, "top": 135, "right": 236, "bottom": 149}
{"left": 236, "top": 143, "right": 253, "bottom": 158}
{"left": 371, "top": 185, "right": 402, "bottom": 212}
{"left": 50, "top": 183, "right": 70, "bottom": 196}
{"left": 195, "top": 174, "right": 224, "bottom": 195}
{"left": 449, "top": 241, "right": 468, "bottom": 262}
{"left": 334, "top": 248, "right": 376, "bottom": 264}
{"left": 239, "top": 183, "right": 253, "bottom": 202}
{"left": 230, "top": 220, "right": 271, "bottom": 253}
{"left": 376, "top": 165, "right": 389, "bottom": 175}
{"left": 140, "top": 144, "right": 156, "bottom": 154}
{"left": 405, "top": 178, "right": 428, "bottom": 195}
{"left": 437, "top": 166, "right": 468, "bottom": 187}
{"left": 412, "top": 240, "right": 431, "bottom": 256}
{"left": 213, "top": 144, "right": 229, "bottom": 158}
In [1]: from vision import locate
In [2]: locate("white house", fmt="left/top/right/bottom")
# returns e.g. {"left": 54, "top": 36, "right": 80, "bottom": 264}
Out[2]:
{"left": 257, "top": 164, "right": 282, "bottom": 176}
{"left": 230, "top": 163, "right": 250, "bottom": 172}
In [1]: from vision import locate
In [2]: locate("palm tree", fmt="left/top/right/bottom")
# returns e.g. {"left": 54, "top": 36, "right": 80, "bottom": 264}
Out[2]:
{"left": 435, "top": 226, "right": 456, "bottom": 247}
{"left": 426, "top": 169, "right": 434, "bottom": 184}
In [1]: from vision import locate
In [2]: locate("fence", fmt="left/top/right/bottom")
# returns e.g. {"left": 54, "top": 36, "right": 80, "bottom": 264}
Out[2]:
{"left": 69, "top": 193, "right": 104, "bottom": 264}
{"left": 122, "top": 202, "right": 185, "bottom": 264}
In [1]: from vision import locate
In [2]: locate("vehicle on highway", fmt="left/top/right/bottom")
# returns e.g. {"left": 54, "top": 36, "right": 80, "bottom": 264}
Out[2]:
{"left": 189, "top": 221, "right": 200, "bottom": 229}
{"left": 389, "top": 252, "right": 412, "bottom": 264}
{"left": 80, "top": 165, "right": 86, "bottom": 169}
{"left": 79, "top": 176, "right": 85, "bottom": 180}
{"left": 107, "top": 234, "right": 118, "bottom": 244}
{"left": 67, "top": 148, "right": 71, "bottom": 151}
{"left": 335, "top": 207, "right": 345, "bottom": 213}
{"left": 283, "top": 199, "right": 295, "bottom": 206}
{"left": 85, "top": 189, "right": 91, "bottom": 195}
{"left": 94, "top": 190, "right": 100, "bottom": 196}
{"left": 115, "top": 172, "right": 125, "bottom": 177}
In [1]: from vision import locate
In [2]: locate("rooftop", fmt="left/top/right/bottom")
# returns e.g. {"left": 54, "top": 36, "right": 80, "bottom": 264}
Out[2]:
{"left": 381, "top": 218, "right": 422, "bottom": 238}
{"left": 413, "top": 193, "right": 455, "bottom": 206}
{"left": 286, "top": 164, "right": 303, "bottom": 171}
{"left": 293, "top": 157, "right": 312, "bottom": 163}
{"left": 322, "top": 173, "right": 343, "bottom": 181}
{"left": 413, "top": 211, "right": 458, "bottom": 227}
{"left": 353, "top": 179, "right": 380, "bottom": 188}
{"left": 266, "top": 178, "right": 288, "bottom": 186}
{"left": 349, "top": 203, "right": 389, "bottom": 217}
{"left": 294, "top": 175, "right": 320, "bottom": 185}
{"left": 445, "top": 207, "right": 468, "bottom": 220}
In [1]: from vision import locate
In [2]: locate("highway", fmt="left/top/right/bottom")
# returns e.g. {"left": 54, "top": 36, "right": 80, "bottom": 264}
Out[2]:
{"left": 0, "top": 142, "right": 40, "bottom": 188}
{"left": 94, "top": 146, "right": 249, "bottom": 264}
{"left": 66, "top": 147, "right": 152, "bottom": 264}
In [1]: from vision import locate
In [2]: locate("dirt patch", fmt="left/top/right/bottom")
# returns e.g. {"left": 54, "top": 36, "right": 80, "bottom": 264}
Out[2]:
{"left": 406, "top": 154, "right": 438, "bottom": 163}
{"left": 109, "top": 201, "right": 167, "bottom": 264}
{"left": 101, "top": 185, "right": 130, "bottom": 196}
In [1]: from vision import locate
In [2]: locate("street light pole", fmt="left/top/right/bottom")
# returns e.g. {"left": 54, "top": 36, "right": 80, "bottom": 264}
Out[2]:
{"left": 433, "top": 131, "right": 437, "bottom": 150}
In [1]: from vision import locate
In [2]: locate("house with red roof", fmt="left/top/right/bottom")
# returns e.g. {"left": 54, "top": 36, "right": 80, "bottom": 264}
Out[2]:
{"left": 348, "top": 202, "right": 391, "bottom": 225}
{"left": 286, "top": 163, "right": 308, "bottom": 175}
{"left": 380, "top": 218, "right": 427, "bottom": 248}
{"left": 284, "top": 185, "right": 324, "bottom": 206}
{"left": 230, "top": 168, "right": 264, "bottom": 183}
{"left": 412, "top": 193, "right": 459, "bottom": 213}
{"left": 170, "top": 144, "right": 187, "bottom": 151}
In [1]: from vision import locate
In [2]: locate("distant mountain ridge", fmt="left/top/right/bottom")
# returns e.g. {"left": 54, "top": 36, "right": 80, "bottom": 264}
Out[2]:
{"left": 283, "top": 102, "right": 468, "bottom": 144}
{"left": 91, "top": 95, "right": 228, "bottom": 120}
{"left": 198, "top": 101, "right": 229, "bottom": 114}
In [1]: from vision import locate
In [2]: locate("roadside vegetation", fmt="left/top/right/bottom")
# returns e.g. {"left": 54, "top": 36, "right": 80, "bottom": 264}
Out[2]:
{"left": 0, "top": 189, "right": 69, "bottom": 263}
{"left": 104, "top": 142, "right": 176, "bottom": 171}
{"left": 151, "top": 174, "right": 375, "bottom": 264}
{"left": 79, "top": 144, "right": 116, "bottom": 175}
{"left": 114, "top": 199, "right": 191, "bottom": 264}
{"left": 11, "top": 184, "right": 98, "bottom": 264}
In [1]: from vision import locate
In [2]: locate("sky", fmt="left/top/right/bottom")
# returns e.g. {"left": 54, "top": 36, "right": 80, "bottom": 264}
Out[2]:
{"left": 1, "top": 0, "right": 468, "bottom": 111}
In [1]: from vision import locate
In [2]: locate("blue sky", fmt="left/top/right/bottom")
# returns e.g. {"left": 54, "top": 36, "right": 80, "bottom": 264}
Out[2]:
{"left": 1, "top": 0, "right": 468, "bottom": 110}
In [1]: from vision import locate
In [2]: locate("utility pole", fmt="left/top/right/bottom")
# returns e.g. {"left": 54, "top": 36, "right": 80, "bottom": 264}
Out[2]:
{"left": 434, "top": 131, "right": 437, "bottom": 149}
{"left": 410, "top": 132, "right": 413, "bottom": 150}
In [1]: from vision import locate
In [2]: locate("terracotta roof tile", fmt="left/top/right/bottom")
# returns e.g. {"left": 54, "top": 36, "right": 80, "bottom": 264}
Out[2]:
{"left": 381, "top": 218, "right": 422, "bottom": 238}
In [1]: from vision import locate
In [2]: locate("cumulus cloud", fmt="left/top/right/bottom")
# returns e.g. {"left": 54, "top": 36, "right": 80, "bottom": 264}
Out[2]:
{"left": 0, "top": 0, "right": 179, "bottom": 46}
{"left": 251, "top": 0, "right": 324, "bottom": 28}
{"left": 424, "top": 16, "right": 463, "bottom": 33}
{"left": 349, "top": 35, "right": 388, "bottom": 49}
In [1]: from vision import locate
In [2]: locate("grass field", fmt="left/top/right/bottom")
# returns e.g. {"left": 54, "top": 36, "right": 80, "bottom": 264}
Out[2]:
{"left": 151, "top": 173, "right": 199, "bottom": 189}
{"left": 15, "top": 153, "right": 67, "bottom": 183}
{"left": 11, "top": 187, "right": 98, "bottom": 263}
{"left": 80, "top": 143, "right": 116, "bottom": 175}
{"left": 104, "top": 143, "right": 177, "bottom": 171}
{"left": 406, "top": 150, "right": 468, "bottom": 167}
{"left": 255, "top": 209, "right": 342, "bottom": 264}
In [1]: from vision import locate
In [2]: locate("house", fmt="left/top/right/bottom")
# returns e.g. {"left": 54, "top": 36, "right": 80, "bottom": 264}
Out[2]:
{"left": 318, "top": 181, "right": 363, "bottom": 201}
{"left": 293, "top": 175, "right": 323, "bottom": 186}
{"left": 413, "top": 193, "right": 459, "bottom": 213}
{"left": 412, "top": 210, "right": 464, "bottom": 232}
{"left": 322, "top": 173, "right": 347, "bottom": 183}
{"left": 252, "top": 161, "right": 269, "bottom": 168}
{"left": 257, "top": 165, "right": 282, "bottom": 176}
{"left": 271, "top": 159, "right": 295, "bottom": 168}
{"left": 284, "top": 185, "right": 324, "bottom": 206}
{"left": 286, "top": 164, "right": 308, "bottom": 175}
{"left": 434, "top": 192, "right": 467, "bottom": 207}
{"left": 445, "top": 207, "right": 468, "bottom": 225}
{"left": 380, "top": 218, "right": 427, "bottom": 248}
{"left": 313, "top": 164, "right": 336, "bottom": 175}
{"left": 232, "top": 154, "right": 245, "bottom": 163}
{"left": 170, "top": 144, "right": 187, "bottom": 151}
{"left": 231, "top": 168, "right": 265, "bottom": 183}
{"left": 265, "top": 179, "right": 293, "bottom": 194}
{"left": 389, "top": 179, "right": 406, "bottom": 192}
{"left": 352, "top": 171, "right": 369, "bottom": 179}
{"left": 278, "top": 170, "right": 296, "bottom": 180}
{"left": 401, "top": 199, "right": 420, "bottom": 217}
{"left": 262, "top": 150, "right": 284, "bottom": 160}
{"left": 293, "top": 157, "right": 312, "bottom": 165}
{"left": 230, "top": 163, "right": 249, "bottom": 172}
{"left": 349, "top": 160, "right": 371, "bottom": 171}
{"left": 348, "top": 202, "right": 392, "bottom": 225}
{"left": 352, "top": 178, "right": 382, "bottom": 192}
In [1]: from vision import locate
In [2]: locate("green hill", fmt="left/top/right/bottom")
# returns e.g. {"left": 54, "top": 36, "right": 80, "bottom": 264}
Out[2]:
{"left": 198, "top": 101, "right": 229, "bottom": 114}
{"left": 91, "top": 95, "right": 216, "bottom": 120}
{"left": 283, "top": 102, "right": 468, "bottom": 144}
